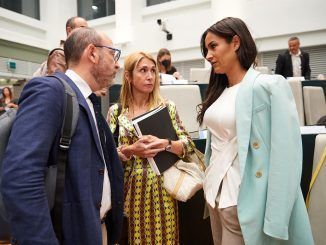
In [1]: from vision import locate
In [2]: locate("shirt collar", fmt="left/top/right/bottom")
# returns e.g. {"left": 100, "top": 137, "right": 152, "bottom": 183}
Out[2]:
{"left": 290, "top": 49, "right": 301, "bottom": 57}
{"left": 65, "top": 69, "right": 93, "bottom": 99}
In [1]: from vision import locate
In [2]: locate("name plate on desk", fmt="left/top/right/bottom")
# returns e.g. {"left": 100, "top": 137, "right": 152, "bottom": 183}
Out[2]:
{"left": 300, "top": 126, "right": 326, "bottom": 135}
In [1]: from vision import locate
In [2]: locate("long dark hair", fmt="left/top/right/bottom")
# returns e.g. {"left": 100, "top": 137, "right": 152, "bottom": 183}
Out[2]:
{"left": 1, "top": 86, "right": 13, "bottom": 101}
{"left": 157, "top": 48, "right": 172, "bottom": 71}
{"left": 197, "top": 17, "right": 257, "bottom": 125}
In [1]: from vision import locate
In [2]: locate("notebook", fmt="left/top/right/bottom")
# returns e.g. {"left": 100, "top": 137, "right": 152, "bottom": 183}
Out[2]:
{"left": 132, "top": 106, "right": 179, "bottom": 175}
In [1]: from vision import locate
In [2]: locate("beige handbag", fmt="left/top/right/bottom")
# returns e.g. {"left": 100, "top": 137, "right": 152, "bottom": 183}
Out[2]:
{"left": 163, "top": 148, "right": 206, "bottom": 202}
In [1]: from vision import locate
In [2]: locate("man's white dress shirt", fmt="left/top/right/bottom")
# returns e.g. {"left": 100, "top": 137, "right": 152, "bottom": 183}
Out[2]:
{"left": 291, "top": 49, "right": 302, "bottom": 77}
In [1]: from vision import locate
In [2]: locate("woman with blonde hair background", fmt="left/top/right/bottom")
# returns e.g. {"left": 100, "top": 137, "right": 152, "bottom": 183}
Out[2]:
{"left": 107, "top": 51, "right": 194, "bottom": 244}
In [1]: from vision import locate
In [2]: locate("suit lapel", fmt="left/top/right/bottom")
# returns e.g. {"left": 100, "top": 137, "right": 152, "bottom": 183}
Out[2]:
{"left": 235, "top": 68, "right": 260, "bottom": 178}
{"left": 55, "top": 72, "right": 104, "bottom": 158}
{"left": 300, "top": 53, "right": 304, "bottom": 70}
{"left": 286, "top": 51, "right": 293, "bottom": 76}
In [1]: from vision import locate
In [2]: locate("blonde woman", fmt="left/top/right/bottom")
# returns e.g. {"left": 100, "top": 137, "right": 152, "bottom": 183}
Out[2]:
{"left": 107, "top": 51, "right": 194, "bottom": 244}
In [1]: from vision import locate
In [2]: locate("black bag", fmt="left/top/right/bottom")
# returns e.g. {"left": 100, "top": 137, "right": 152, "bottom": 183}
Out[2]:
{"left": 0, "top": 75, "right": 79, "bottom": 243}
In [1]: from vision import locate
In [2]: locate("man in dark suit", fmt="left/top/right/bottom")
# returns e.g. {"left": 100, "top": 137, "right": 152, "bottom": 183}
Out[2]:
{"left": 275, "top": 36, "right": 311, "bottom": 80}
{"left": 1, "top": 28, "right": 124, "bottom": 244}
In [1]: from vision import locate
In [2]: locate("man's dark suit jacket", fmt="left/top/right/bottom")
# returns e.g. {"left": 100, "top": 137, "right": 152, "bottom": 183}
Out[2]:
{"left": 1, "top": 72, "right": 124, "bottom": 244}
{"left": 275, "top": 50, "right": 311, "bottom": 80}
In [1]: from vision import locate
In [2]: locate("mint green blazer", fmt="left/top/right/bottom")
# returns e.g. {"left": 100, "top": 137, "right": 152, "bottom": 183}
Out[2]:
{"left": 204, "top": 68, "right": 314, "bottom": 244}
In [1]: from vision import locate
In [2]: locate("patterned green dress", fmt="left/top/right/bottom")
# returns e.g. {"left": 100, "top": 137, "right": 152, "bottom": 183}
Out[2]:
{"left": 108, "top": 100, "right": 194, "bottom": 245}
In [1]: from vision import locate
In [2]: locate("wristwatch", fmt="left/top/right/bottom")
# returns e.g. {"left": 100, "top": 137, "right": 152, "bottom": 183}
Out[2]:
{"left": 165, "top": 138, "right": 172, "bottom": 152}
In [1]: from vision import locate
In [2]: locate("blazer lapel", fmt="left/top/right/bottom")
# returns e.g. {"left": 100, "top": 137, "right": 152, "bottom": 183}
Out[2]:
{"left": 286, "top": 51, "right": 293, "bottom": 75}
{"left": 235, "top": 68, "right": 260, "bottom": 178}
{"left": 300, "top": 53, "right": 305, "bottom": 70}
{"left": 55, "top": 72, "right": 104, "bottom": 158}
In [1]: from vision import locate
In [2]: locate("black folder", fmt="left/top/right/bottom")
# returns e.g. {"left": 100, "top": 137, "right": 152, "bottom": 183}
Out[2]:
{"left": 132, "top": 106, "right": 179, "bottom": 175}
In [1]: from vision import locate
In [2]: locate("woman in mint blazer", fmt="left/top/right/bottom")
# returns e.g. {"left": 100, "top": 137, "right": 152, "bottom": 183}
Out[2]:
{"left": 198, "top": 17, "right": 314, "bottom": 245}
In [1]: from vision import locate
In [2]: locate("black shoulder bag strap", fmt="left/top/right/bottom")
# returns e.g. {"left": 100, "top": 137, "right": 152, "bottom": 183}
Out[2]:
{"left": 113, "top": 103, "right": 122, "bottom": 146}
{"left": 48, "top": 75, "right": 79, "bottom": 244}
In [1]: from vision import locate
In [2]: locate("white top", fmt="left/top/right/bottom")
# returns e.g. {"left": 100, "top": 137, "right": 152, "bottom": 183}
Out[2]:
{"left": 203, "top": 83, "right": 241, "bottom": 209}
{"left": 291, "top": 49, "right": 302, "bottom": 77}
{"left": 66, "top": 69, "right": 112, "bottom": 218}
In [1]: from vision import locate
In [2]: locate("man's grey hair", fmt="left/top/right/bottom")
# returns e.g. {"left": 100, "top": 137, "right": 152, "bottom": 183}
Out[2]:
{"left": 288, "top": 36, "right": 300, "bottom": 42}
{"left": 64, "top": 27, "right": 102, "bottom": 66}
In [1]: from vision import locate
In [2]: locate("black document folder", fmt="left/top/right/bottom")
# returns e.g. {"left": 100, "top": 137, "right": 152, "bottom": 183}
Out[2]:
{"left": 132, "top": 106, "right": 179, "bottom": 175}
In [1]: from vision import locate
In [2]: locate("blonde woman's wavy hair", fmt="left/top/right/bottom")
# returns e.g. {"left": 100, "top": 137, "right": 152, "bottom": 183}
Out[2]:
{"left": 120, "top": 51, "right": 163, "bottom": 111}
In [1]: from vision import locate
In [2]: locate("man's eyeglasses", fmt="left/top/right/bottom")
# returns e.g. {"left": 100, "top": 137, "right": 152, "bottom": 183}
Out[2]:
{"left": 94, "top": 45, "right": 121, "bottom": 62}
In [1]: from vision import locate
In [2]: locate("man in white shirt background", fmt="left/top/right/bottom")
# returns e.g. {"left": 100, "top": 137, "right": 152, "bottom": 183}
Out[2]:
{"left": 275, "top": 36, "right": 311, "bottom": 80}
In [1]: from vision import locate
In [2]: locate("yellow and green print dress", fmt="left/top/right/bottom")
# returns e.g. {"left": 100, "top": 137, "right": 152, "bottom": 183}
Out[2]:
{"left": 108, "top": 100, "right": 194, "bottom": 245}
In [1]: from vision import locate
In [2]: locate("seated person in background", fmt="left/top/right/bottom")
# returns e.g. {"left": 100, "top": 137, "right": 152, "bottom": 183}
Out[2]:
{"left": 0, "top": 87, "right": 18, "bottom": 115}
{"left": 157, "top": 48, "right": 182, "bottom": 79}
{"left": 107, "top": 51, "right": 195, "bottom": 244}
{"left": 275, "top": 36, "right": 311, "bottom": 80}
